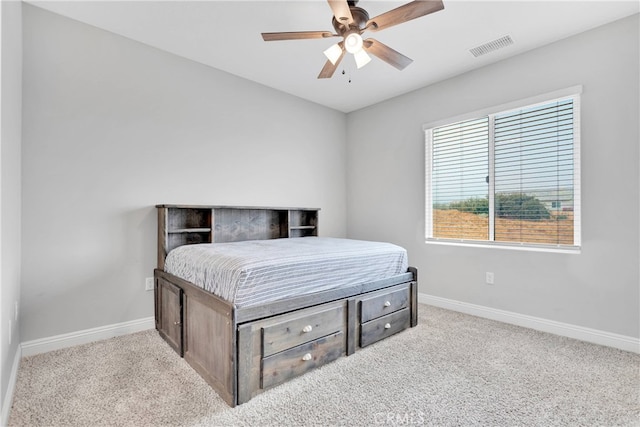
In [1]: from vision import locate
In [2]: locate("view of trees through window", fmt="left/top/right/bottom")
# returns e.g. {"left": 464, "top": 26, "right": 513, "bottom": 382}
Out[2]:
{"left": 428, "top": 96, "right": 578, "bottom": 247}
{"left": 433, "top": 193, "right": 574, "bottom": 245}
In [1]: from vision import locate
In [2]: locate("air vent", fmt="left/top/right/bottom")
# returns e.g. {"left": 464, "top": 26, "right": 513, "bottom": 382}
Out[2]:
{"left": 469, "top": 35, "right": 514, "bottom": 57}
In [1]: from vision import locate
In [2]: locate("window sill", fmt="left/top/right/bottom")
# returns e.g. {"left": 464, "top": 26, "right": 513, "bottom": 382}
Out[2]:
{"left": 425, "top": 238, "right": 581, "bottom": 254}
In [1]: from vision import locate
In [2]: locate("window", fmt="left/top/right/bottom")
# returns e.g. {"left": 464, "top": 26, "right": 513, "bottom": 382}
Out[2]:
{"left": 425, "top": 88, "right": 581, "bottom": 252}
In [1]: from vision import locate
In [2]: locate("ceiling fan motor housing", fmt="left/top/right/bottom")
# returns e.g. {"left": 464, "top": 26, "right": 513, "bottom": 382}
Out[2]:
{"left": 332, "top": 6, "right": 370, "bottom": 35}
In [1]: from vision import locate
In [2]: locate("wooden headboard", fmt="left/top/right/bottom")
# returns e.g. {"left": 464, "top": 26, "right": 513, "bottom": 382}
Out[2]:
{"left": 156, "top": 205, "right": 319, "bottom": 269}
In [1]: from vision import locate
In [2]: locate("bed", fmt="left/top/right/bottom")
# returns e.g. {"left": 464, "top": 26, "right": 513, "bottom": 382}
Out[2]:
{"left": 154, "top": 205, "right": 418, "bottom": 406}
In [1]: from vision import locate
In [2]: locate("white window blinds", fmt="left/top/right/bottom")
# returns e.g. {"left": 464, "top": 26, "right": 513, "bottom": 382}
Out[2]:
{"left": 426, "top": 92, "right": 580, "bottom": 250}
{"left": 431, "top": 117, "right": 489, "bottom": 240}
{"left": 494, "top": 99, "right": 576, "bottom": 245}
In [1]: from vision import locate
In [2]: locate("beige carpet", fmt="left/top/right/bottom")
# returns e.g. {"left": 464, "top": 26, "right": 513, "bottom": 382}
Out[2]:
{"left": 8, "top": 305, "right": 640, "bottom": 426}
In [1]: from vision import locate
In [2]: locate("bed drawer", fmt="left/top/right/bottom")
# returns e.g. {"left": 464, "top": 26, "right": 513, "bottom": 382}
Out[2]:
{"left": 262, "top": 303, "right": 344, "bottom": 357}
{"left": 261, "top": 331, "right": 344, "bottom": 389}
{"left": 360, "top": 308, "right": 410, "bottom": 348}
{"left": 360, "top": 285, "right": 409, "bottom": 323}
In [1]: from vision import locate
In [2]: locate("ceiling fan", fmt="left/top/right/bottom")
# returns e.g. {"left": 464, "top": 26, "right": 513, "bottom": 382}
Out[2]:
{"left": 261, "top": 0, "right": 444, "bottom": 79}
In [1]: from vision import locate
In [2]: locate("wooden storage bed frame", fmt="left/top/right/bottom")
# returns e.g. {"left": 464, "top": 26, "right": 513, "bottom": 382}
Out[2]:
{"left": 154, "top": 205, "right": 418, "bottom": 406}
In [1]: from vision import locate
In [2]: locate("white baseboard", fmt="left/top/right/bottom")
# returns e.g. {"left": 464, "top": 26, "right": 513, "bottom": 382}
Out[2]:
{"left": 419, "top": 293, "right": 640, "bottom": 354}
{"left": 1, "top": 345, "right": 22, "bottom": 427}
{"left": 20, "top": 316, "right": 155, "bottom": 357}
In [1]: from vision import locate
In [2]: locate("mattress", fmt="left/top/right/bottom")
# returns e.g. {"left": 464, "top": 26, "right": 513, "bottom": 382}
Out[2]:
{"left": 164, "top": 237, "right": 409, "bottom": 307}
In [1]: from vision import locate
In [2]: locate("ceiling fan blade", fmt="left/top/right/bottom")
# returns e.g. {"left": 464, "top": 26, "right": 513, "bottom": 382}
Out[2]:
{"left": 318, "top": 43, "right": 345, "bottom": 79}
{"left": 327, "top": 0, "right": 354, "bottom": 27}
{"left": 262, "top": 31, "right": 337, "bottom": 41}
{"left": 363, "top": 38, "right": 413, "bottom": 70}
{"left": 317, "top": 58, "right": 342, "bottom": 79}
{"left": 366, "top": 0, "right": 444, "bottom": 32}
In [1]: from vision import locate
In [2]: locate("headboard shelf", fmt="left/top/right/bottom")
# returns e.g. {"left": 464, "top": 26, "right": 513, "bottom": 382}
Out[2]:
{"left": 168, "top": 228, "right": 212, "bottom": 234}
{"left": 157, "top": 205, "right": 319, "bottom": 269}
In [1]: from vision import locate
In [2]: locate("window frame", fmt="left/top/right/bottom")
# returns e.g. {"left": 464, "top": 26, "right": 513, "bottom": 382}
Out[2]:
{"left": 424, "top": 86, "right": 582, "bottom": 254}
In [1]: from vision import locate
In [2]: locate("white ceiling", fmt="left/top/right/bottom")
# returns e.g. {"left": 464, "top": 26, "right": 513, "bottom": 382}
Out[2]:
{"left": 28, "top": 0, "right": 639, "bottom": 113}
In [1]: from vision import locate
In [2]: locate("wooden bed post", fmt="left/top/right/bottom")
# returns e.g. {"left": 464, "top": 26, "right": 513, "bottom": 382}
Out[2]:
{"left": 409, "top": 266, "right": 418, "bottom": 327}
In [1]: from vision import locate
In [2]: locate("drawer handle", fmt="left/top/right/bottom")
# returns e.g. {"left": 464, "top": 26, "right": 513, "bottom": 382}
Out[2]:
{"left": 384, "top": 301, "right": 391, "bottom": 307}
{"left": 384, "top": 323, "right": 391, "bottom": 329}
{"left": 302, "top": 325, "right": 313, "bottom": 333}
{"left": 302, "top": 353, "right": 313, "bottom": 361}
{"left": 173, "top": 321, "right": 181, "bottom": 326}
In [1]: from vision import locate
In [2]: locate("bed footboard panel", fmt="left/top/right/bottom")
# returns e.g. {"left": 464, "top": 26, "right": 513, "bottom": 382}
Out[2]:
{"left": 154, "top": 269, "right": 236, "bottom": 406}
{"left": 156, "top": 277, "right": 183, "bottom": 356}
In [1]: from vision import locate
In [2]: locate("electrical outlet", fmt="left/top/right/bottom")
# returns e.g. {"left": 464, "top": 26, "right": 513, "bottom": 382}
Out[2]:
{"left": 14, "top": 301, "right": 18, "bottom": 321}
{"left": 486, "top": 272, "right": 495, "bottom": 285}
{"left": 145, "top": 277, "right": 154, "bottom": 291}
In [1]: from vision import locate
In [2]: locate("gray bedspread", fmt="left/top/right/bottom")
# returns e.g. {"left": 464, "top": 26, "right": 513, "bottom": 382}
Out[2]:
{"left": 164, "top": 237, "right": 408, "bottom": 307}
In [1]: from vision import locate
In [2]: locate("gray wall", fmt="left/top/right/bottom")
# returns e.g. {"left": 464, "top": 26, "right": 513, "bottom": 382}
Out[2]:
{"left": 20, "top": 5, "right": 347, "bottom": 342}
{"left": 1, "top": 0, "right": 23, "bottom": 409}
{"left": 346, "top": 14, "right": 639, "bottom": 338}
{"left": 16, "top": 5, "right": 640, "bottom": 346}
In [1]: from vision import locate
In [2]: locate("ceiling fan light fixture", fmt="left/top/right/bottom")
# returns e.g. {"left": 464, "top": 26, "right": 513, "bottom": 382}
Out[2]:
{"left": 323, "top": 43, "right": 343, "bottom": 65}
{"left": 344, "top": 32, "right": 363, "bottom": 54}
{"left": 354, "top": 48, "right": 371, "bottom": 69}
